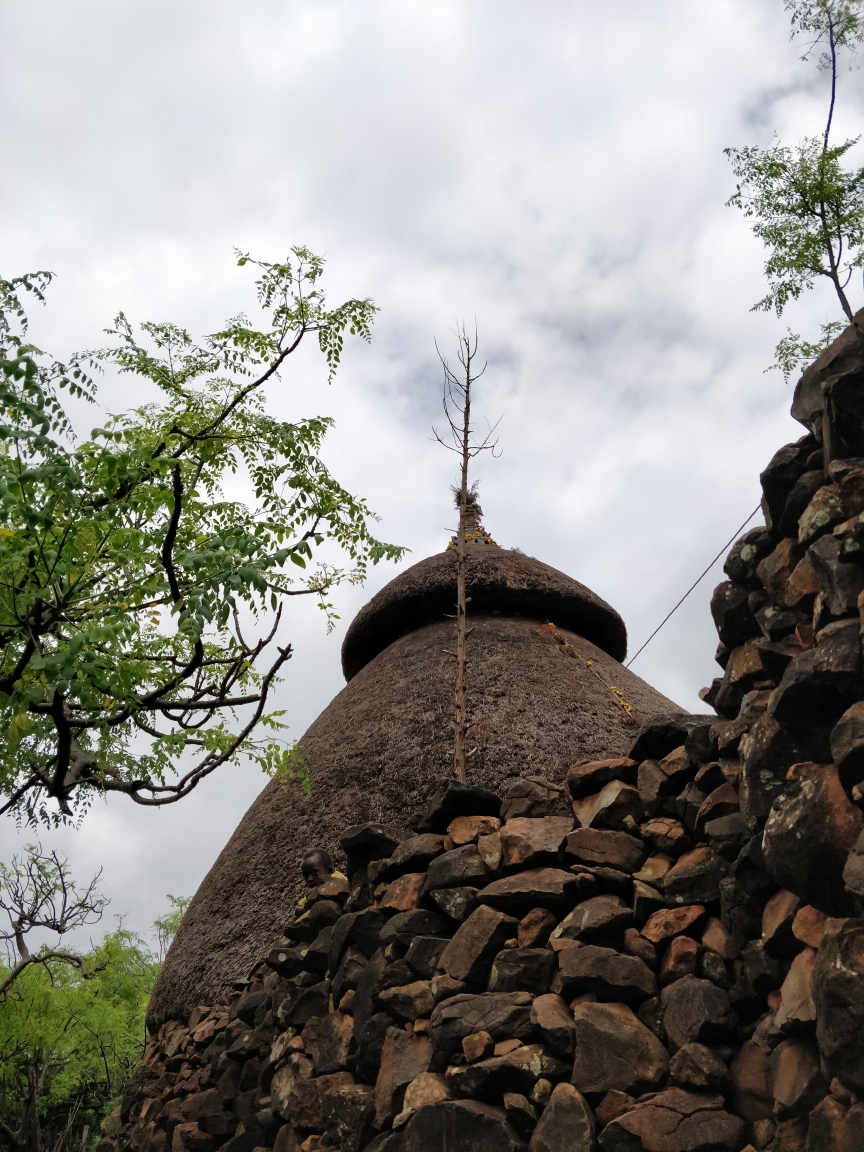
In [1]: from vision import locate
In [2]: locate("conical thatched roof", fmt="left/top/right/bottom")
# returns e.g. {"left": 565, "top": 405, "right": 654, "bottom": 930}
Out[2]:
{"left": 147, "top": 545, "right": 681, "bottom": 1026}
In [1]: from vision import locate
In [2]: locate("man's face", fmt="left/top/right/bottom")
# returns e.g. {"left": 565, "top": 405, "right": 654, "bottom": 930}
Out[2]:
{"left": 301, "top": 853, "right": 331, "bottom": 889}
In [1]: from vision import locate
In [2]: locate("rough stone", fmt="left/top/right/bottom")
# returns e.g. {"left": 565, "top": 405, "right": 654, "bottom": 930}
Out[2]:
{"left": 502, "top": 1091, "right": 536, "bottom": 1140}
{"left": 567, "top": 757, "right": 638, "bottom": 799}
{"left": 791, "top": 906, "right": 829, "bottom": 950}
{"left": 762, "top": 890, "right": 803, "bottom": 959}
{"left": 380, "top": 874, "right": 427, "bottom": 913}
{"left": 760, "top": 441, "right": 812, "bottom": 531}
{"left": 286, "top": 1072, "right": 356, "bottom": 1131}
{"left": 768, "top": 620, "right": 864, "bottom": 761}
{"left": 320, "top": 1084, "right": 375, "bottom": 1152}
{"left": 373, "top": 1027, "right": 433, "bottom": 1128}
{"left": 552, "top": 895, "right": 633, "bottom": 943}
{"left": 762, "top": 762, "right": 863, "bottom": 915}
{"left": 570, "top": 1001, "right": 669, "bottom": 1096}
{"left": 629, "top": 714, "right": 718, "bottom": 764}
{"left": 565, "top": 828, "right": 646, "bottom": 874}
{"left": 701, "top": 917, "right": 741, "bottom": 962}
{"left": 416, "top": 781, "right": 503, "bottom": 834}
{"left": 447, "top": 816, "right": 500, "bottom": 846}
{"left": 730, "top": 1039, "right": 774, "bottom": 1124}
{"left": 478, "top": 869, "right": 577, "bottom": 916}
{"left": 341, "top": 825, "right": 411, "bottom": 873}
{"left": 378, "top": 981, "right": 435, "bottom": 1022}
{"left": 392, "top": 1073, "right": 450, "bottom": 1130}
{"left": 421, "top": 845, "right": 490, "bottom": 895}
{"left": 598, "top": 1089, "right": 747, "bottom": 1152}
{"left": 659, "top": 936, "right": 700, "bottom": 987}
{"left": 462, "top": 1030, "right": 494, "bottom": 1062}
{"left": 400, "top": 1099, "right": 524, "bottom": 1152}
{"left": 429, "top": 992, "right": 535, "bottom": 1059}
{"left": 842, "top": 830, "right": 864, "bottom": 897}
{"left": 725, "top": 527, "right": 776, "bottom": 590}
{"left": 812, "top": 919, "right": 864, "bottom": 1094}
{"left": 428, "top": 887, "right": 479, "bottom": 923}
{"left": 770, "top": 1039, "right": 826, "bottom": 1120}
{"left": 517, "top": 908, "right": 557, "bottom": 949}
{"left": 488, "top": 948, "right": 555, "bottom": 995}
{"left": 809, "top": 534, "right": 864, "bottom": 617}
{"left": 669, "top": 1043, "right": 732, "bottom": 1091}
{"left": 805, "top": 1096, "right": 848, "bottom": 1152}
{"left": 641, "top": 906, "right": 706, "bottom": 946}
{"left": 664, "top": 848, "right": 728, "bottom": 907}
{"left": 405, "top": 937, "right": 449, "bottom": 981}
{"left": 528, "top": 1083, "right": 595, "bottom": 1152}
{"left": 379, "top": 836, "right": 446, "bottom": 882}
{"left": 530, "top": 993, "right": 576, "bottom": 1058}
{"left": 436, "top": 905, "right": 518, "bottom": 984}
{"left": 572, "top": 781, "right": 644, "bottom": 831}
{"left": 499, "top": 817, "right": 574, "bottom": 870}
{"left": 445, "top": 1043, "right": 569, "bottom": 1102}
{"left": 661, "top": 977, "right": 738, "bottom": 1050}
{"left": 640, "top": 818, "right": 691, "bottom": 857}
{"left": 774, "top": 949, "right": 817, "bottom": 1036}
{"left": 711, "top": 581, "right": 761, "bottom": 648}
{"left": 557, "top": 943, "right": 657, "bottom": 1002}
{"left": 380, "top": 910, "right": 453, "bottom": 948}
{"left": 302, "top": 1012, "right": 354, "bottom": 1075}
{"left": 799, "top": 485, "right": 845, "bottom": 544}
{"left": 830, "top": 701, "right": 864, "bottom": 790}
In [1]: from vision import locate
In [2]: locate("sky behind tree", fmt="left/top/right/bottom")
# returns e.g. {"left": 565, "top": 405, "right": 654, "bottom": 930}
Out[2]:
{"left": 2, "top": 0, "right": 862, "bottom": 940}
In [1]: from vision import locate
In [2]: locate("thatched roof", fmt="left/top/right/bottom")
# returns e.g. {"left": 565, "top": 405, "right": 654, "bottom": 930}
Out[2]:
{"left": 147, "top": 548, "right": 680, "bottom": 1027}
{"left": 342, "top": 546, "right": 628, "bottom": 680}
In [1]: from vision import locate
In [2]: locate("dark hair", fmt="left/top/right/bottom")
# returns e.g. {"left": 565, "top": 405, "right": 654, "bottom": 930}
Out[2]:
{"left": 302, "top": 848, "right": 334, "bottom": 871}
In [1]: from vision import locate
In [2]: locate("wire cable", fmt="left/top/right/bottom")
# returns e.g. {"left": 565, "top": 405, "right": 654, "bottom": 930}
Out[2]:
{"left": 624, "top": 503, "right": 762, "bottom": 668}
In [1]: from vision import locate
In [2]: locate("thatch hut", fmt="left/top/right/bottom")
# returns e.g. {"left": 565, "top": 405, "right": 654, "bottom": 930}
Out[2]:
{"left": 148, "top": 540, "right": 681, "bottom": 1026}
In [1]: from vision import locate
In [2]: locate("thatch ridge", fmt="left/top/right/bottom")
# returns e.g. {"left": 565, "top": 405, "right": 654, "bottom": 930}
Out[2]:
{"left": 341, "top": 547, "right": 627, "bottom": 680}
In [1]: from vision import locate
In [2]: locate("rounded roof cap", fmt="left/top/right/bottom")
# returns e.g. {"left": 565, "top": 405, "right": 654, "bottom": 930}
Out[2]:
{"left": 341, "top": 545, "right": 627, "bottom": 680}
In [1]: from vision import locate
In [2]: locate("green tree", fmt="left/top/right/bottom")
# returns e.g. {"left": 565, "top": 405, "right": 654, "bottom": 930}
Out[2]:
{"left": 725, "top": 0, "right": 864, "bottom": 378}
{"left": 0, "top": 249, "right": 404, "bottom": 827}
{"left": 0, "top": 849, "right": 163, "bottom": 1152}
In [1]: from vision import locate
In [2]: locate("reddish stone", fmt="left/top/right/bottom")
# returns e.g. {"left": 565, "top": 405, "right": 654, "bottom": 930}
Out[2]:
{"left": 791, "top": 905, "right": 828, "bottom": 949}
{"left": 659, "top": 936, "right": 699, "bottom": 986}
{"left": 641, "top": 905, "right": 706, "bottom": 946}
{"left": 448, "top": 816, "right": 500, "bottom": 845}
{"left": 730, "top": 1039, "right": 774, "bottom": 1123}
{"left": 567, "top": 757, "right": 637, "bottom": 799}
{"left": 762, "top": 890, "right": 802, "bottom": 959}
{"left": 499, "top": 817, "right": 573, "bottom": 870}
{"left": 380, "top": 873, "right": 426, "bottom": 913}
{"left": 516, "top": 907, "right": 557, "bottom": 949}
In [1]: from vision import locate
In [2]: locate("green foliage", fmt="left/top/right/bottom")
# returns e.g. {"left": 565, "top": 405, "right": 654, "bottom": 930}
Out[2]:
{"left": 725, "top": 0, "right": 864, "bottom": 378}
{"left": 0, "top": 924, "right": 159, "bottom": 1152}
{"left": 152, "top": 895, "right": 190, "bottom": 963}
{"left": 0, "top": 248, "right": 405, "bottom": 827}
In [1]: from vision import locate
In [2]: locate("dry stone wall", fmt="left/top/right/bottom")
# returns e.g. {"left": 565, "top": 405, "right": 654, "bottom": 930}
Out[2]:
{"left": 101, "top": 320, "right": 864, "bottom": 1152}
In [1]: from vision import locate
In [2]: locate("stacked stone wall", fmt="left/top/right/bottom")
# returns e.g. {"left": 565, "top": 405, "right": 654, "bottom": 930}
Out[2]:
{"left": 99, "top": 321, "right": 864, "bottom": 1152}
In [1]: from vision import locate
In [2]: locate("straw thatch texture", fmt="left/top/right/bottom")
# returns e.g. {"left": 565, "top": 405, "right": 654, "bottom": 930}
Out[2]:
{"left": 342, "top": 546, "right": 628, "bottom": 679}
{"left": 148, "top": 549, "right": 679, "bottom": 1026}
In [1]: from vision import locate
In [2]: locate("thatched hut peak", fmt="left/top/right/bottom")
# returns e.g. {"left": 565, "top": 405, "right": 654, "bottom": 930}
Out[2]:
{"left": 342, "top": 545, "right": 628, "bottom": 681}
{"left": 147, "top": 544, "right": 681, "bottom": 1027}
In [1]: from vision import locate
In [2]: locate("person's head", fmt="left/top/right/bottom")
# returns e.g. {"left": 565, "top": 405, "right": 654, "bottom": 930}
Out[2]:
{"left": 301, "top": 848, "right": 334, "bottom": 889}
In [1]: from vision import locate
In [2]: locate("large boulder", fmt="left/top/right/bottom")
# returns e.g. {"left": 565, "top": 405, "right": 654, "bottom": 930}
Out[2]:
{"left": 812, "top": 918, "right": 864, "bottom": 1094}
{"left": 762, "top": 762, "right": 863, "bottom": 916}
{"left": 401, "top": 1100, "right": 525, "bottom": 1152}
{"left": 570, "top": 1001, "right": 669, "bottom": 1096}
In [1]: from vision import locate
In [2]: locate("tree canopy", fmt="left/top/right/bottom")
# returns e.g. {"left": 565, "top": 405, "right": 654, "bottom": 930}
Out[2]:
{"left": 0, "top": 249, "right": 404, "bottom": 827}
{"left": 725, "top": 0, "right": 864, "bottom": 377}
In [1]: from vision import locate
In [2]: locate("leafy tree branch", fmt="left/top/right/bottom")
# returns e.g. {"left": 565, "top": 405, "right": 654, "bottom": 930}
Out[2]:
{"left": 725, "top": 0, "right": 864, "bottom": 378}
{"left": 0, "top": 248, "right": 405, "bottom": 826}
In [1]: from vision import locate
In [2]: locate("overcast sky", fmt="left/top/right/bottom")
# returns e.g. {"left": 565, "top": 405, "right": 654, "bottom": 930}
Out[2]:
{"left": 2, "top": 0, "right": 862, "bottom": 947}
